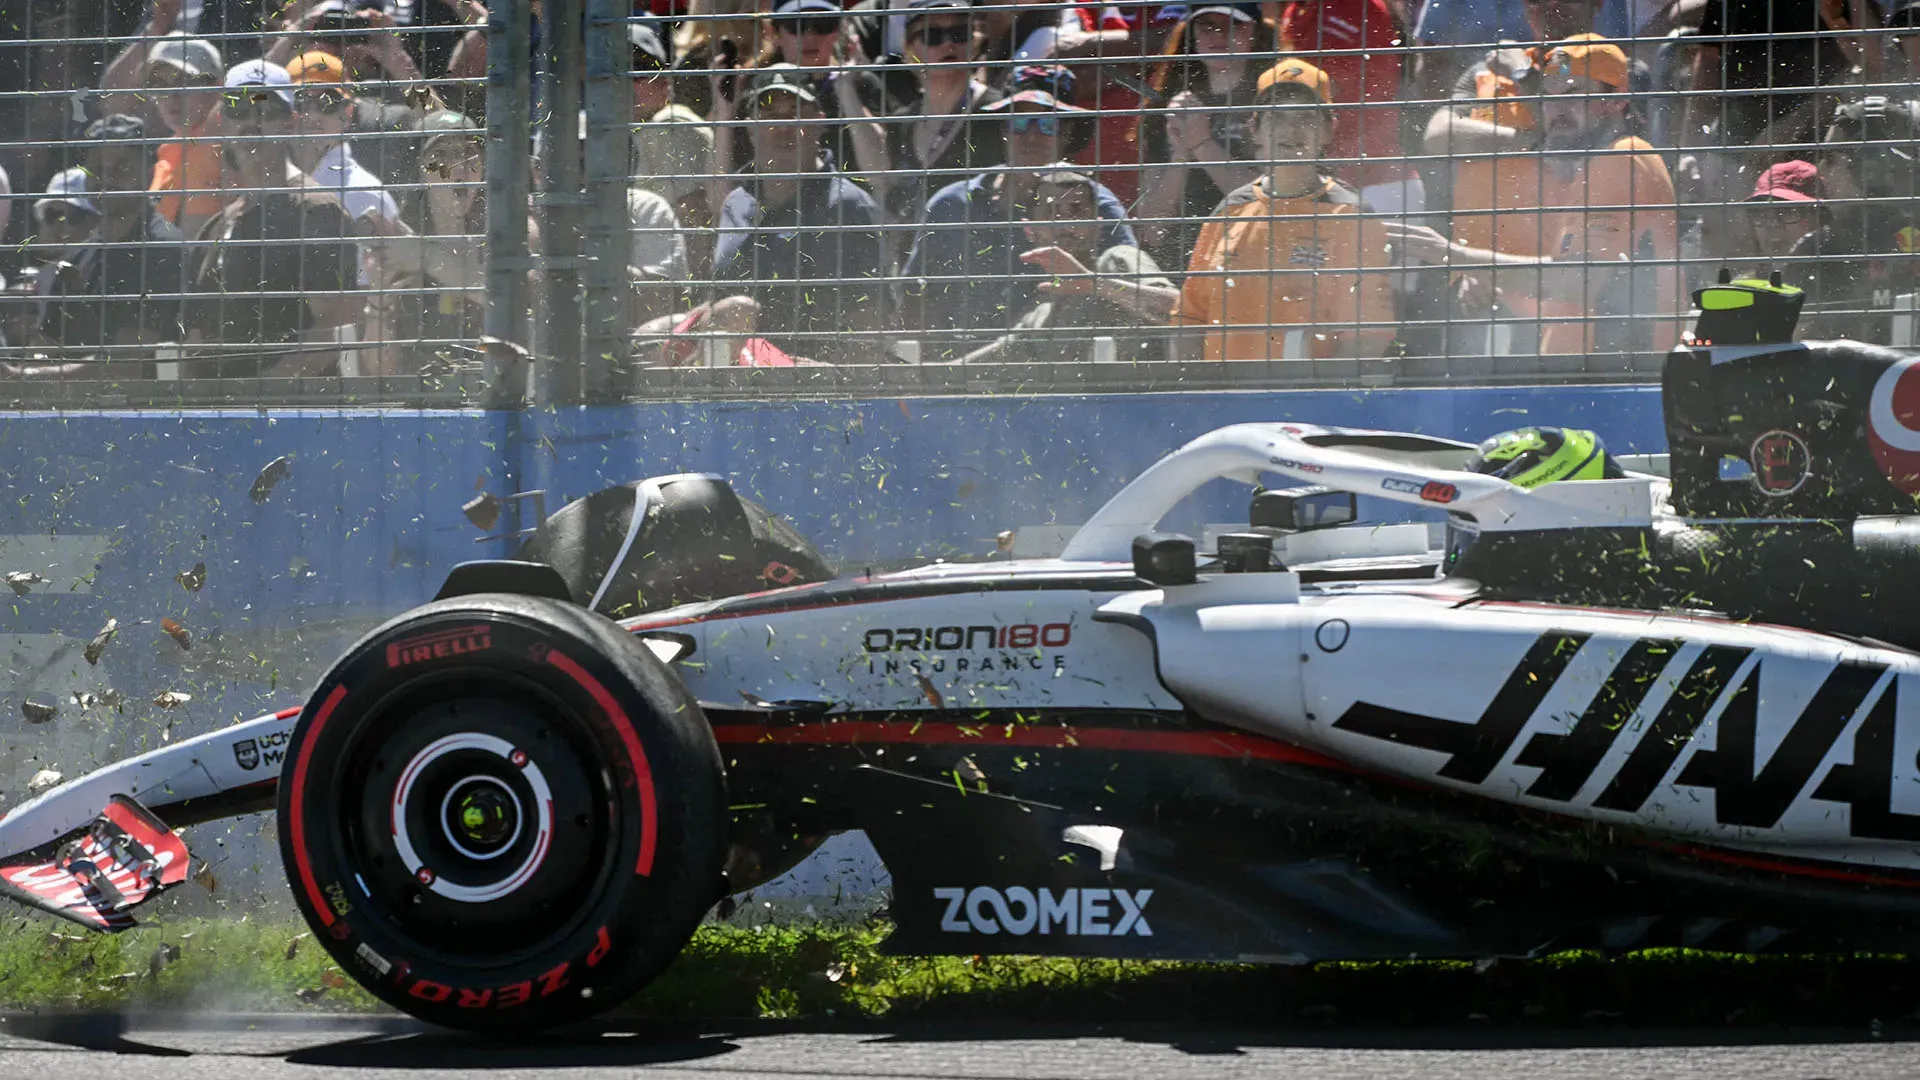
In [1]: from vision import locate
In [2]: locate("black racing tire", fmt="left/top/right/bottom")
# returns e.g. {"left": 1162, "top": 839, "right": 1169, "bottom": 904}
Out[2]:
{"left": 275, "top": 594, "right": 726, "bottom": 1033}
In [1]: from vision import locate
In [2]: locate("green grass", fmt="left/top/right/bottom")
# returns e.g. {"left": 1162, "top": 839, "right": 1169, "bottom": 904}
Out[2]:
{"left": 4, "top": 914, "right": 1920, "bottom": 1029}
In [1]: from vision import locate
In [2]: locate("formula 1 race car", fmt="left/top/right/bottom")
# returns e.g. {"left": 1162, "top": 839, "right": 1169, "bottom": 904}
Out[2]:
{"left": 2, "top": 277, "right": 1920, "bottom": 1032}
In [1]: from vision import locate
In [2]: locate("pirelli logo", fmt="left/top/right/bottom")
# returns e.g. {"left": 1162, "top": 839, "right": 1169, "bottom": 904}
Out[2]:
{"left": 385, "top": 625, "right": 494, "bottom": 668}
{"left": 1331, "top": 632, "right": 1918, "bottom": 841}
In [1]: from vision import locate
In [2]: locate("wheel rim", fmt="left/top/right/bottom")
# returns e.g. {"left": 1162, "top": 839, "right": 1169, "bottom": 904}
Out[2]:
{"left": 391, "top": 732, "right": 553, "bottom": 902}
{"left": 332, "top": 676, "right": 623, "bottom": 965}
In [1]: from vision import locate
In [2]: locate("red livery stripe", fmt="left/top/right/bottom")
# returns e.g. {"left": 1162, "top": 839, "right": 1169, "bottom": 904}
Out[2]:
{"left": 710, "top": 718, "right": 1350, "bottom": 770}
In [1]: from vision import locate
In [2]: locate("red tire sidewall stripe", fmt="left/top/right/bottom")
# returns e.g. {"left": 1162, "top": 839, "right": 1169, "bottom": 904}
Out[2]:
{"left": 545, "top": 648, "right": 659, "bottom": 877}
{"left": 289, "top": 683, "right": 351, "bottom": 927}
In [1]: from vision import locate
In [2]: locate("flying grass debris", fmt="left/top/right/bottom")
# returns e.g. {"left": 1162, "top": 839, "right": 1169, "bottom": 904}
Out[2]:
{"left": 4, "top": 571, "right": 44, "bottom": 596}
{"left": 28, "top": 769, "right": 63, "bottom": 794}
{"left": 160, "top": 618, "right": 192, "bottom": 651}
{"left": 21, "top": 699, "right": 57, "bottom": 724}
{"left": 176, "top": 563, "right": 206, "bottom": 592}
{"left": 152, "top": 691, "right": 192, "bottom": 710}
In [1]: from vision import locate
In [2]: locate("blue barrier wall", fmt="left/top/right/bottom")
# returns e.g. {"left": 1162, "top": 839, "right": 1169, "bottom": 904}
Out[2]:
{"left": 0, "top": 385, "right": 1663, "bottom": 903}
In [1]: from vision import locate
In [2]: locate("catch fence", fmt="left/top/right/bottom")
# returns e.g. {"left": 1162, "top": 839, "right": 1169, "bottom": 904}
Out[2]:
{"left": 0, "top": 0, "right": 1915, "bottom": 406}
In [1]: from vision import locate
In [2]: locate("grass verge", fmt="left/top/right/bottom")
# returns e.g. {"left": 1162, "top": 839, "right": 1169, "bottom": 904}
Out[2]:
{"left": 4, "top": 914, "right": 1919, "bottom": 1029}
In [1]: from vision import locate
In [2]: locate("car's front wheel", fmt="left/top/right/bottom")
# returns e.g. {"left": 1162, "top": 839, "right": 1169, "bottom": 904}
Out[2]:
{"left": 275, "top": 594, "right": 726, "bottom": 1032}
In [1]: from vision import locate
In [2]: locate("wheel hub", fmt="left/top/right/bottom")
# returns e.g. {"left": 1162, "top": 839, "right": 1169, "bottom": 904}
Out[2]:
{"left": 442, "top": 777, "right": 522, "bottom": 859}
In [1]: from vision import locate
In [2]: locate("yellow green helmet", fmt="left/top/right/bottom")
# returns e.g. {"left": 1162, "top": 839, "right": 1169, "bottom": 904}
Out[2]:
{"left": 1468, "top": 426, "right": 1621, "bottom": 488}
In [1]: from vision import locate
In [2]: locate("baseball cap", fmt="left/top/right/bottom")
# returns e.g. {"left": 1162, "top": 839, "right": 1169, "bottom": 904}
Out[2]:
{"left": 903, "top": 0, "right": 968, "bottom": 18}
{"left": 224, "top": 59, "right": 297, "bottom": 108}
{"left": 1188, "top": 3, "right": 1258, "bottom": 22}
{"left": 286, "top": 50, "right": 348, "bottom": 84}
{"left": 774, "top": 0, "right": 842, "bottom": 14}
{"left": 417, "top": 109, "right": 480, "bottom": 149}
{"left": 747, "top": 63, "right": 820, "bottom": 107}
{"left": 147, "top": 31, "right": 224, "bottom": 82}
{"left": 1255, "top": 58, "right": 1333, "bottom": 105}
{"left": 1543, "top": 33, "right": 1630, "bottom": 90}
{"left": 630, "top": 22, "right": 669, "bottom": 67}
{"left": 981, "top": 64, "right": 1087, "bottom": 112}
{"left": 35, "top": 168, "right": 100, "bottom": 219}
{"left": 1746, "top": 160, "right": 1822, "bottom": 202}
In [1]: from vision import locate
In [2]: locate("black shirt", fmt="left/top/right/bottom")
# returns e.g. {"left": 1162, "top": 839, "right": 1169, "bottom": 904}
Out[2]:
{"left": 38, "top": 211, "right": 188, "bottom": 353}
{"left": 713, "top": 167, "right": 888, "bottom": 363}
{"left": 882, "top": 81, "right": 1006, "bottom": 223}
{"left": 189, "top": 187, "right": 360, "bottom": 359}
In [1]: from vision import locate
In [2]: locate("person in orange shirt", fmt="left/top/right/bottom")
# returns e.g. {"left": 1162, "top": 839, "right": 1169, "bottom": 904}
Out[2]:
{"left": 100, "top": 25, "right": 231, "bottom": 237}
{"left": 1388, "top": 36, "right": 1682, "bottom": 356}
{"left": 145, "top": 35, "right": 231, "bottom": 238}
{"left": 1171, "top": 58, "right": 1398, "bottom": 361}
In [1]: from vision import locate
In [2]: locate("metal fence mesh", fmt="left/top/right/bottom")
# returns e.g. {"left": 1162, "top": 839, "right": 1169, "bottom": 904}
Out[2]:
{"left": 1, "top": 0, "right": 1915, "bottom": 403}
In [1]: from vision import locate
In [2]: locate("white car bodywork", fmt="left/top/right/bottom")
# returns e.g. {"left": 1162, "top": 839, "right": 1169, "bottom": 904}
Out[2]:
{"left": 4, "top": 421, "right": 1916, "bottom": 891}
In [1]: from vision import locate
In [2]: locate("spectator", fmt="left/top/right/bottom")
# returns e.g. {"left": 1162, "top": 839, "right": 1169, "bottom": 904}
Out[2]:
{"left": 1789, "top": 97, "right": 1920, "bottom": 343}
{"left": 904, "top": 64, "right": 1136, "bottom": 354}
{"left": 1741, "top": 160, "right": 1824, "bottom": 266}
{"left": 100, "top": 28, "right": 230, "bottom": 237}
{"left": 362, "top": 111, "right": 499, "bottom": 374}
{"left": 23, "top": 118, "right": 189, "bottom": 372}
{"left": 268, "top": 0, "right": 449, "bottom": 184}
{"left": 717, "top": 0, "right": 889, "bottom": 185}
{"left": 1130, "top": 3, "right": 1277, "bottom": 270}
{"left": 184, "top": 61, "right": 365, "bottom": 376}
{"left": 709, "top": 66, "right": 890, "bottom": 364}
{"left": 1276, "top": 0, "right": 1417, "bottom": 211}
{"left": 284, "top": 51, "right": 404, "bottom": 228}
{"left": 628, "top": 21, "right": 713, "bottom": 207}
{"left": 1171, "top": 59, "right": 1397, "bottom": 360}
{"left": 882, "top": 0, "right": 1007, "bottom": 228}
{"left": 956, "top": 169, "right": 1179, "bottom": 363}
{"left": 1388, "top": 37, "right": 1683, "bottom": 355}
{"left": 624, "top": 21, "right": 717, "bottom": 282}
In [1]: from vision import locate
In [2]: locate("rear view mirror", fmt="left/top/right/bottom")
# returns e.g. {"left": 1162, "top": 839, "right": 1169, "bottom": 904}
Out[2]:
{"left": 1250, "top": 487, "right": 1357, "bottom": 532}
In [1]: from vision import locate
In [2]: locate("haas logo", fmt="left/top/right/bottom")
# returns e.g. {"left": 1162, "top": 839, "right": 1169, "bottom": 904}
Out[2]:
{"left": 1869, "top": 356, "right": 1920, "bottom": 495}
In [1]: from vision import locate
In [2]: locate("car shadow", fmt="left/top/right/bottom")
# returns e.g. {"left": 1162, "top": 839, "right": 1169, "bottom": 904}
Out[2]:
{"left": 281, "top": 1021, "right": 740, "bottom": 1070}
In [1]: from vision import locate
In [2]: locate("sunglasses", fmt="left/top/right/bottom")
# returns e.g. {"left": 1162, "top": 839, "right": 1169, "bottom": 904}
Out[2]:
{"left": 295, "top": 89, "right": 351, "bottom": 115}
{"left": 221, "top": 89, "right": 293, "bottom": 118}
{"left": 912, "top": 23, "right": 969, "bottom": 46}
{"left": 1006, "top": 113, "right": 1060, "bottom": 136}
{"left": 776, "top": 16, "right": 840, "bottom": 35}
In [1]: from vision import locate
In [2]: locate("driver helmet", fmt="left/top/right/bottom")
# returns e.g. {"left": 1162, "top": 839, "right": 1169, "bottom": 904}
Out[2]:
{"left": 1467, "top": 426, "right": 1623, "bottom": 488}
{"left": 1444, "top": 426, "right": 1624, "bottom": 574}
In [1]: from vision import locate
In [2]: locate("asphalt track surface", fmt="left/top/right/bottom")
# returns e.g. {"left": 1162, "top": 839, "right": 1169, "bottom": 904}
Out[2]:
{"left": 1, "top": 1014, "right": 1917, "bottom": 1079}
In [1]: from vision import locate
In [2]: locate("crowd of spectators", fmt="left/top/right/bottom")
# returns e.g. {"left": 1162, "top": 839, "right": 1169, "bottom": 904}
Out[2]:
{"left": 1, "top": 0, "right": 1917, "bottom": 376}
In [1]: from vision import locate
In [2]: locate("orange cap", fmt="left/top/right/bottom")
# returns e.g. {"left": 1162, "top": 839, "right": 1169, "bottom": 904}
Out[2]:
{"left": 1255, "top": 57, "right": 1333, "bottom": 105}
{"left": 286, "top": 50, "right": 348, "bottom": 84}
{"left": 1543, "top": 33, "right": 1630, "bottom": 90}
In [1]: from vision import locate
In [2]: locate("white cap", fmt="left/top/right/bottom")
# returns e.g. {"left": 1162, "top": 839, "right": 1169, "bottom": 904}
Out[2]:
{"left": 35, "top": 168, "right": 99, "bottom": 219}
{"left": 223, "top": 59, "right": 297, "bottom": 108}
{"left": 148, "top": 31, "right": 224, "bottom": 81}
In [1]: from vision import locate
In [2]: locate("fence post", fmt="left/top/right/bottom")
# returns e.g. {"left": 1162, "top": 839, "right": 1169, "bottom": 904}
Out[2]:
{"left": 581, "top": 0, "right": 630, "bottom": 402}
{"left": 536, "top": 0, "right": 587, "bottom": 405}
{"left": 481, "top": 0, "right": 533, "bottom": 408}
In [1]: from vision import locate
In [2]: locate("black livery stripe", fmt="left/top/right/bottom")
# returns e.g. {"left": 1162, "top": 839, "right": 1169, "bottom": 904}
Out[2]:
{"left": 1515, "top": 638, "right": 1679, "bottom": 802}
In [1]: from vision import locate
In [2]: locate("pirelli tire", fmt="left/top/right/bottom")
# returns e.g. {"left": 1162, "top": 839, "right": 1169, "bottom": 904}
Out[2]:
{"left": 274, "top": 594, "right": 727, "bottom": 1032}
